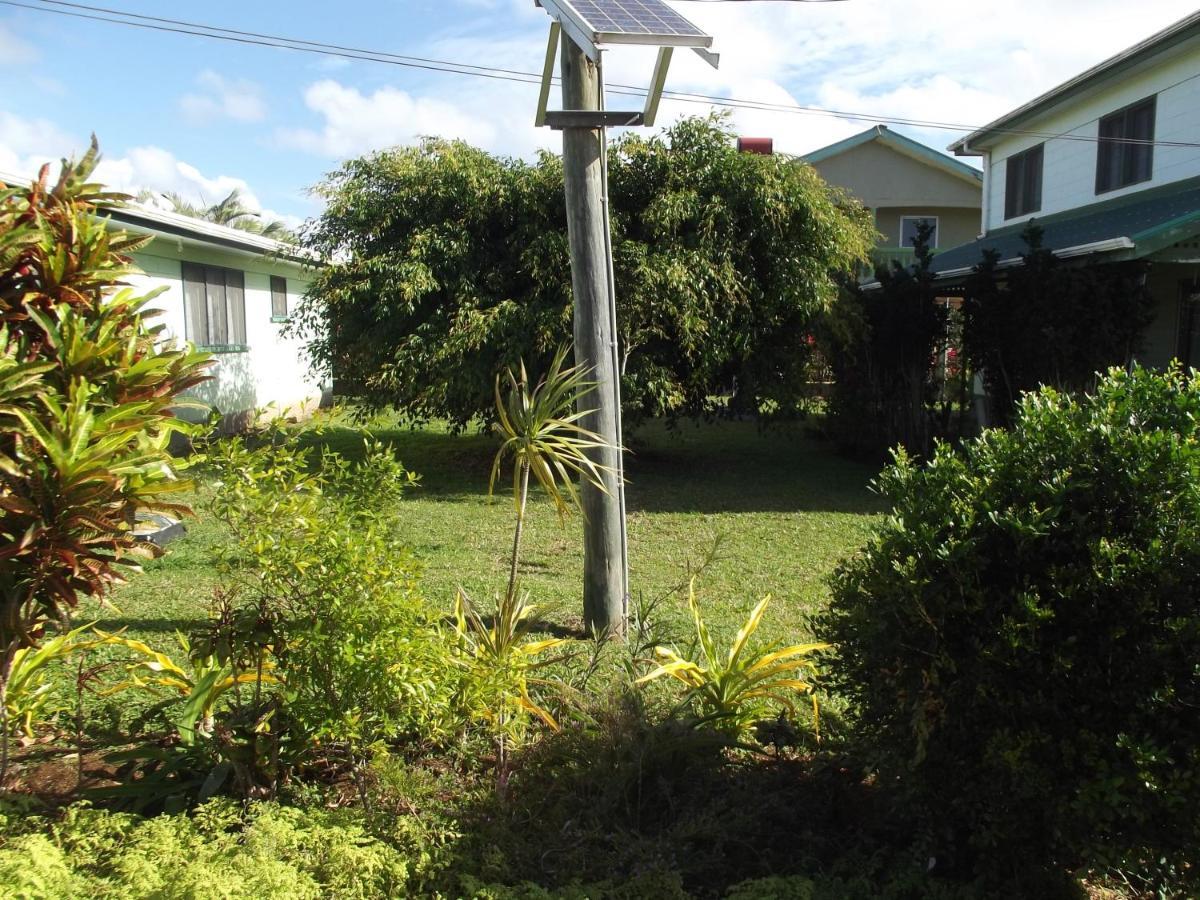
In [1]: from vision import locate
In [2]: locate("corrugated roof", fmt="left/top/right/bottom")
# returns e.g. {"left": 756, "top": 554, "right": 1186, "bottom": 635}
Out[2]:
{"left": 106, "top": 206, "right": 314, "bottom": 263}
{"left": 928, "top": 174, "right": 1200, "bottom": 276}
{"left": 950, "top": 11, "right": 1200, "bottom": 155}
{"left": 0, "top": 167, "right": 314, "bottom": 264}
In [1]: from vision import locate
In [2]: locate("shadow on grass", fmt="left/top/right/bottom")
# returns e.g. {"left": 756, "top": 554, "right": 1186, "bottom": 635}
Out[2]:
{"left": 97, "top": 617, "right": 206, "bottom": 635}
{"left": 301, "top": 419, "right": 886, "bottom": 516}
{"left": 298, "top": 425, "right": 497, "bottom": 498}
{"left": 446, "top": 692, "right": 933, "bottom": 899}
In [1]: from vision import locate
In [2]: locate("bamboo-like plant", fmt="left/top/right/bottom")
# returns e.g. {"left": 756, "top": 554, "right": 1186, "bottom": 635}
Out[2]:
{"left": 637, "top": 580, "right": 829, "bottom": 737}
{"left": 488, "top": 344, "right": 615, "bottom": 605}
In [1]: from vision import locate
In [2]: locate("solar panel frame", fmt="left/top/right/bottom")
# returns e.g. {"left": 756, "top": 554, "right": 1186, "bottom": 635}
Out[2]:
{"left": 539, "top": 0, "right": 713, "bottom": 54}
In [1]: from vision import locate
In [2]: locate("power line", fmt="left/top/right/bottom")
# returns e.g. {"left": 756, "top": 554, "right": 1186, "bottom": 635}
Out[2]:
{"left": 8, "top": 0, "right": 1200, "bottom": 151}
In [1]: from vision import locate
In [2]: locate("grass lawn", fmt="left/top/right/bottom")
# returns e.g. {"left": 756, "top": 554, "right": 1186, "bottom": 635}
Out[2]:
{"left": 96, "top": 417, "right": 884, "bottom": 667}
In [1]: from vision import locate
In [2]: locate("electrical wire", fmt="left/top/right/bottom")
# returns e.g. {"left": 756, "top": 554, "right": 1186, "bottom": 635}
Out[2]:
{"left": 7, "top": 0, "right": 1200, "bottom": 150}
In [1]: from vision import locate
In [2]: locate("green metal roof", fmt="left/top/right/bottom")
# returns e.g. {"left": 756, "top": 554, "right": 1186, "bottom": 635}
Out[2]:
{"left": 803, "top": 125, "right": 983, "bottom": 185}
{"left": 929, "top": 174, "right": 1200, "bottom": 276}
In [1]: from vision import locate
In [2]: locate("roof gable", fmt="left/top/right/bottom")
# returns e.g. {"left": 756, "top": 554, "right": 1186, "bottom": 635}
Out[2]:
{"left": 804, "top": 125, "right": 983, "bottom": 187}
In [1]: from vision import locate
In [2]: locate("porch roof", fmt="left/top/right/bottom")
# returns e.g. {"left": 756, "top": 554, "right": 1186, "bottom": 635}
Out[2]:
{"left": 927, "top": 175, "right": 1200, "bottom": 279}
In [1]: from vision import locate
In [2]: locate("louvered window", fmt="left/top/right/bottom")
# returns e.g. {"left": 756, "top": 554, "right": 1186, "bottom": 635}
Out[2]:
{"left": 270, "top": 275, "right": 288, "bottom": 320}
{"left": 182, "top": 262, "right": 247, "bottom": 350}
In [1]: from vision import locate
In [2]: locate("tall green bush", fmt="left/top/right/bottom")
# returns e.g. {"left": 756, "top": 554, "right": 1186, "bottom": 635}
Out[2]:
{"left": 822, "top": 223, "right": 947, "bottom": 457}
{"left": 0, "top": 145, "right": 209, "bottom": 779}
{"left": 820, "top": 366, "right": 1200, "bottom": 894}
{"left": 963, "top": 225, "right": 1152, "bottom": 427}
{"left": 206, "top": 432, "right": 455, "bottom": 764}
{"left": 291, "top": 114, "right": 873, "bottom": 427}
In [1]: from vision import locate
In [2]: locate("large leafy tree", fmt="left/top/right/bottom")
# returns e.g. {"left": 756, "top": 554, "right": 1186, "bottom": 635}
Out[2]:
{"left": 291, "top": 115, "right": 874, "bottom": 427}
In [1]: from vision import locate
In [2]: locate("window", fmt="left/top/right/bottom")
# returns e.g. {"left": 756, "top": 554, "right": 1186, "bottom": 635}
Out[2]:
{"left": 1178, "top": 280, "right": 1200, "bottom": 368}
{"left": 1004, "top": 144, "right": 1043, "bottom": 219}
{"left": 900, "top": 216, "right": 938, "bottom": 249}
{"left": 181, "top": 262, "right": 246, "bottom": 350}
{"left": 270, "top": 275, "right": 288, "bottom": 320}
{"left": 1096, "top": 96, "right": 1156, "bottom": 194}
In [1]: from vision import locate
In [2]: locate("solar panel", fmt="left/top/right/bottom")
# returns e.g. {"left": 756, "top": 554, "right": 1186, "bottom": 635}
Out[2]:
{"left": 540, "top": 0, "right": 713, "bottom": 50}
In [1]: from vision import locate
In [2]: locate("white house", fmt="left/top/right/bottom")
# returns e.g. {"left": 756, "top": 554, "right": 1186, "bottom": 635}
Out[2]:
{"left": 103, "top": 203, "right": 325, "bottom": 428}
{"left": 930, "top": 10, "right": 1200, "bottom": 369}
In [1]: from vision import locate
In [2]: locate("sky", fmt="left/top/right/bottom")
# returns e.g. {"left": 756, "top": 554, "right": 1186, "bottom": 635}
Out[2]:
{"left": 0, "top": 0, "right": 1196, "bottom": 228}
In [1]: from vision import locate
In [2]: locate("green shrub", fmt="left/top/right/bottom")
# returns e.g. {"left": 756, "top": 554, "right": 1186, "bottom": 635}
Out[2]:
{"left": 821, "top": 366, "right": 1200, "bottom": 893}
{"left": 962, "top": 225, "right": 1153, "bottom": 427}
{"left": 822, "top": 223, "right": 949, "bottom": 457}
{"left": 724, "top": 875, "right": 815, "bottom": 900}
{"left": 206, "top": 433, "right": 455, "bottom": 757}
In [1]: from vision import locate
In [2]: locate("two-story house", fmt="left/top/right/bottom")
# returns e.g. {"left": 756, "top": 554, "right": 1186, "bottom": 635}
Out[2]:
{"left": 929, "top": 10, "right": 1200, "bottom": 370}
{"left": 803, "top": 125, "right": 983, "bottom": 279}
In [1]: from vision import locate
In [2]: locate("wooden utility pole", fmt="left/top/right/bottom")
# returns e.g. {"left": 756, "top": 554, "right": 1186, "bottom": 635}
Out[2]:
{"left": 559, "top": 34, "right": 626, "bottom": 636}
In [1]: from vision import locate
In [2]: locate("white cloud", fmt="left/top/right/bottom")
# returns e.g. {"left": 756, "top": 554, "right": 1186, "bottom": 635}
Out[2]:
{"left": 0, "top": 26, "right": 36, "bottom": 66}
{"left": 179, "top": 70, "right": 267, "bottom": 124}
{"left": 277, "top": 79, "right": 506, "bottom": 158}
{"left": 0, "top": 111, "right": 75, "bottom": 180}
{"left": 657, "top": 0, "right": 1200, "bottom": 155}
{"left": 0, "top": 111, "right": 302, "bottom": 229}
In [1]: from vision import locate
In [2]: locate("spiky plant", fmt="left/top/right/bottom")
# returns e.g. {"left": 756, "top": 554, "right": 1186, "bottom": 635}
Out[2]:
{"left": 489, "top": 344, "right": 616, "bottom": 605}
{"left": 637, "top": 580, "right": 829, "bottom": 738}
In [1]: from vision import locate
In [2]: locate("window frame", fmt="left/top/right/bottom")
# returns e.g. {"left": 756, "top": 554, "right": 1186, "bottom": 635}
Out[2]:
{"left": 899, "top": 215, "right": 939, "bottom": 250}
{"left": 1004, "top": 143, "right": 1044, "bottom": 220}
{"left": 1095, "top": 95, "right": 1156, "bottom": 195}
{"left": 270, "top": 274, "right": 289, "bottom": 322}
{"left": 181, "top": 262, "right": 248, "bottom": 353}
{"left": 1177, "top": 280, "right": 1200, "bottom": 369}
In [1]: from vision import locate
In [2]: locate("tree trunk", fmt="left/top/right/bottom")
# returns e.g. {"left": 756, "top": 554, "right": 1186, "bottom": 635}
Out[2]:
{"left": 0, "top": 638, "right": 18, "bottom": 790}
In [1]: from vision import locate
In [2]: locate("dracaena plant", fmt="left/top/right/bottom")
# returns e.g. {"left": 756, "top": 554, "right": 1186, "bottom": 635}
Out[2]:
{"left": 637, "top": 580, "right": 829, "bottom": 738}
{"left": 97, "top": 630, "right": 281, "bottom": 745}
{"left": 453, "top": 346, "right": 616, "bottom": 790}
{"left": 489, "top": 344, "right": 615, "bottom": 606}
{"left": 0, "top": 141, "right": 211, "bottom": 781}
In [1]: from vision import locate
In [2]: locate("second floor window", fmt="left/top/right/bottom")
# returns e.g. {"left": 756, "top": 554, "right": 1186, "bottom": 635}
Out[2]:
{"left": 1096, "top": 96, "right": 1156, "bottom": 194}
{"left": 182, "top": 262, "right": 247, "bottom": 350}
{"left": 1004, "top": 144, "right": 1043, "bottom": 219}
{"left": 900, "top": 215, "right": 938, "bottom": 250}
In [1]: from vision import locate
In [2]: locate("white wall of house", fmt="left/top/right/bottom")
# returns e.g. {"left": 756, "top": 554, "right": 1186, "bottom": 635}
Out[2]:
{"left": 127, "top": 236, "right": 323, "bottom": 424}
{"left": 984, "top": 41, "right": 1200, "bottom": 231}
